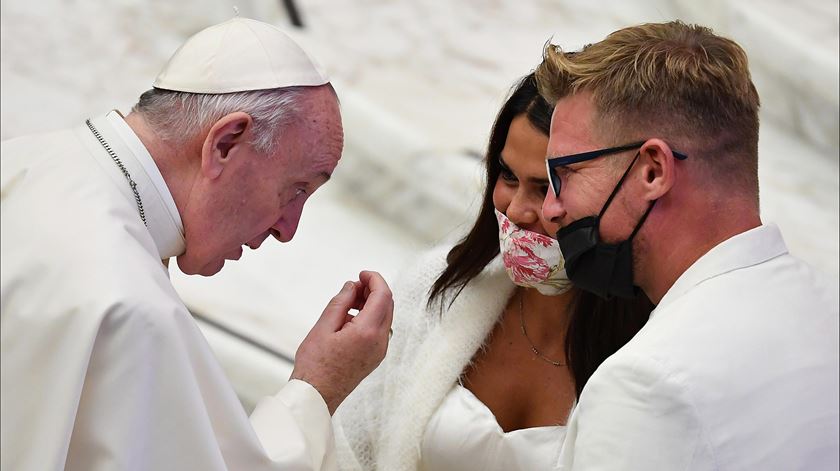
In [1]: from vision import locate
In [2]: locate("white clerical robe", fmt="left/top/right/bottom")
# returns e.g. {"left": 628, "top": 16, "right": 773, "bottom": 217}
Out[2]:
{"left": 556, "top": 225, "right": 840, "bottom": 470}
{"left": 1, "top": 112, "right": 336, "bottom": 470}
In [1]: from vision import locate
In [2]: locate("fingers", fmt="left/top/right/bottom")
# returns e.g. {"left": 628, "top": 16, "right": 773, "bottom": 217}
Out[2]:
{"left": 353, "top": 271, "right": 394, "bottom": 329}
{"left": 348, "top": 281, "right": 367, "bottom": 311}
{"left": 310, "top": 272, "right": 393, "bottom": 336}
{"left": 358, "top": 270, "right": 387, "bottom": 290}
{"left": 314, "top": 281, "right": 359, "bottom": 333}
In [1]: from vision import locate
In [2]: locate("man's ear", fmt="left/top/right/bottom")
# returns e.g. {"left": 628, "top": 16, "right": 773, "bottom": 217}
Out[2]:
{"left": 200, "top": 112, "right": 253, "bottom": 180}
{"left": 638, "top": 138, "right": 678, "bottom": 201}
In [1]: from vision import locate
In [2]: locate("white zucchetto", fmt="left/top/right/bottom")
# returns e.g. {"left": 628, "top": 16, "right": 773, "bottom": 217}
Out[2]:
{"left": 153, "top": 17, "right": 329, "bottom": 94}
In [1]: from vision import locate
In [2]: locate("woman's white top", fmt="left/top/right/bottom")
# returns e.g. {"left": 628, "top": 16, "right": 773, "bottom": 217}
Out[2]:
{"left": 420, "top": 384, "right": 566, "bottom": 471}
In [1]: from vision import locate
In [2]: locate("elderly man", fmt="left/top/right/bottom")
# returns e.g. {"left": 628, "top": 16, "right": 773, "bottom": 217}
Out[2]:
{"left": 538, "top": 21, "right": 839, "bottom": 470}
{"left": 1, "top": 17, "right": 392, "bottom": 471}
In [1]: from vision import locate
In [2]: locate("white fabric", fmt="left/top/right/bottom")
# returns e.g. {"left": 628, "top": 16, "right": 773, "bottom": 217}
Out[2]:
{"left": 333, "top": 246, "right": 520, "bottom": 470}
{"left": 106, "top": 110, "right": 184, "bottom": 245}
{"left": 557, "top": 224, "right": 840, "bottom": 470}
{"left": 153, "top": 17, "right": 329, "bottom": 94}
{"left": 104, "top": 110, "right": 185, "bottom": 259}
{"left": 0, "top": 115, "right": 336, "bottom": 471}
{"left": 420, "top": 384, "right": 565, "bottom": 471}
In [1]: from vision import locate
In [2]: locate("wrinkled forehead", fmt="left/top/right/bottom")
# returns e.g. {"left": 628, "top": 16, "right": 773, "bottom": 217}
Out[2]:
{"left": 302, "top": 89, "right": 343, "bottom": 144}
{"left": 309, "top": 110, "right": 344, "bottom": 166}
{"left": 288, "top": 126, "right": 342, "bottom": 182}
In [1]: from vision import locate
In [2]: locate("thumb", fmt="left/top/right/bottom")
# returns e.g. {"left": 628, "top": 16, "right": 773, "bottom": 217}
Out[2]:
{"left": 313, "top": 281, "right": 356, "bottom": 333}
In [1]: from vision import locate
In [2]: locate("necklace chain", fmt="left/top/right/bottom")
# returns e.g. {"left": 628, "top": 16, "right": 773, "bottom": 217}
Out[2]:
{"left": 85, "top": 119, "right": 147, "bottom": 226}
{"left": 518, "top": 292, "right": 566, "bottom": 367}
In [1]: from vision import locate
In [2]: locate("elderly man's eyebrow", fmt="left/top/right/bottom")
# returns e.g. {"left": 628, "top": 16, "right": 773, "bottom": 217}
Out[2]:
{"left": 297, "top": 172, "right": 331, "bottom": 193}
{"left": 307, "top": 171, "right": 331, "bottom": 188}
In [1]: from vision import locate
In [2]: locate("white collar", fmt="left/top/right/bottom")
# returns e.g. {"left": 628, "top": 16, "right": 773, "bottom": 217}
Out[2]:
{"left": 654, "top": 224, "right": 788, "bottom": 315}
{"left": 90, "top": 111, "right": 186, "bottom": 260}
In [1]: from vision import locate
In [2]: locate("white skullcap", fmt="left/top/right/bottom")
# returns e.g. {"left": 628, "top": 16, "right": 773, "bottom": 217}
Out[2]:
{"left": 153, "top": 17, "right": 329, "bottom": 94}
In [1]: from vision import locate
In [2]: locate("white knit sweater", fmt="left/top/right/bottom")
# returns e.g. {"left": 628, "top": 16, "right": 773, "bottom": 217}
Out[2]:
{"left": 333, "top": 245, "right": 516, "bottom": 471}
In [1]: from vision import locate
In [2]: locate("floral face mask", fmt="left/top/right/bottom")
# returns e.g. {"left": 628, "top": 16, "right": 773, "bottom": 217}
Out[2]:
{"left": 495, "top": 209, "right": 572, "bottom": 296}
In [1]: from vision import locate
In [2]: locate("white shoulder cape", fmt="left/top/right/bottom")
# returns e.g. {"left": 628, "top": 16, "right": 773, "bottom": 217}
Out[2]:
{"left": 1, "top": 116, "right": 335, "bottom": 471}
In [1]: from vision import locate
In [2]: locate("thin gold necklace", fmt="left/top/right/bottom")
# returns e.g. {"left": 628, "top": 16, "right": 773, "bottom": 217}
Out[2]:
{"left": 518, "top": 292, "right": 566, "bottom": 367}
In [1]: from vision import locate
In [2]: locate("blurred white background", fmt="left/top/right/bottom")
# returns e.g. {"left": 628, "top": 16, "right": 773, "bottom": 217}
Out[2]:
{"left": 2, "top": 0, "right": 837, "bottom": 409}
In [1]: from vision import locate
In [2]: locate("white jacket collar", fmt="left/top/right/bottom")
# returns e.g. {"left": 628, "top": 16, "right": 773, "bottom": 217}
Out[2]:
{"left": 655, "top": 224, "right": 788, "bottom": 315}
{"left": 87, "top": 112, "right": 186, "bottom": 259}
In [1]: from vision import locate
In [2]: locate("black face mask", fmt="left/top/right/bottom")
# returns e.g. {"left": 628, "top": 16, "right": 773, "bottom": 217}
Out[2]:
{"left": 555, "top": 153, "right": 655, "bottom": 299}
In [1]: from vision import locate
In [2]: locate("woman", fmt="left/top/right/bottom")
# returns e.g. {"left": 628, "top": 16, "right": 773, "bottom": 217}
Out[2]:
{"left": 333, "top": 72, "right": 653, "bottom": 470}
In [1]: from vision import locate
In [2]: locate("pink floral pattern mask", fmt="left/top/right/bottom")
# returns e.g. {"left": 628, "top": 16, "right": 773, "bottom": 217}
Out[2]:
{"left": 495, "top": 209, "right": 572, "bottom": 296}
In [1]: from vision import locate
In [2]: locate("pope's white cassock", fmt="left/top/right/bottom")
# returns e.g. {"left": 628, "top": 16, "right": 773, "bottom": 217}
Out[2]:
{"left": 1, "top": 110, "right": 336, "bottom": 470}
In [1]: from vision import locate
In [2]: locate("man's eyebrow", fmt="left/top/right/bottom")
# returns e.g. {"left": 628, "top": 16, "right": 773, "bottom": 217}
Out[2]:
{"left": 299, "top": 172, "right": 331, "bottom": 192}
{"left": 548, "top": 157, "right": 578, "bottom": 172}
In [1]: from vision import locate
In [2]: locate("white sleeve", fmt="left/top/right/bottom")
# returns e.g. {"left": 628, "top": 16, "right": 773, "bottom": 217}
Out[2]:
{"left": 558, "top": 354, "right": 714, "bottom": 471}
{"left": 250, "top": 379, "right": 336, "bottom": 471}
{"left": 30, "top": 301, "right": 338, "bottom": 471}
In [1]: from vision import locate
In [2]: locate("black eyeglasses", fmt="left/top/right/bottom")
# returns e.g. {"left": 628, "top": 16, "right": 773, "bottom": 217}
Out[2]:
{"left": 545, "top": 141, "right": 688, "bottom": 196}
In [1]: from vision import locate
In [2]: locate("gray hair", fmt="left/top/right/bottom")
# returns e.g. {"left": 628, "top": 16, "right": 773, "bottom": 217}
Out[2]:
{"left": 131, "top": 87, "right": 306, "bottom": 155}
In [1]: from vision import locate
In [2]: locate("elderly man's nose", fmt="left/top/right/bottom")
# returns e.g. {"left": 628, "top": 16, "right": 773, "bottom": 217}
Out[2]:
{"left": 271, "top": 219, "right": 298, "bottom": 243}
{"left": 271, "top": 207, "right": 303, "bottom": 243}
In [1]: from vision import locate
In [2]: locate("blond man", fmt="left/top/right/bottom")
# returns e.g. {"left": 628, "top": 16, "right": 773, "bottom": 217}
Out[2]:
{"left": 539, "top": 21, "right": 838, "bottom": 470}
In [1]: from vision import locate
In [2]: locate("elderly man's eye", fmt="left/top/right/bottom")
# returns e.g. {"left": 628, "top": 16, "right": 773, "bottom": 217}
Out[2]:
{"left": 281, "top": 188, "right": 307, "bottom": 207}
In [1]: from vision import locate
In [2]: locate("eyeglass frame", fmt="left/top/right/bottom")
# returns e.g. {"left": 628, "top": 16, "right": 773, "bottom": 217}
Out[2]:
{"left": 545, "top": 140, "right": 688, "bottom": 197}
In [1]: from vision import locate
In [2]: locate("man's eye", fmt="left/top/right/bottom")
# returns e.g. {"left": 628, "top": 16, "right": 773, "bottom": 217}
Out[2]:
{"left": 555, "top": 166, "right": 574, "bottom": 182}
{"left": 281, "top": 188, "right": 307, "bottom": 207}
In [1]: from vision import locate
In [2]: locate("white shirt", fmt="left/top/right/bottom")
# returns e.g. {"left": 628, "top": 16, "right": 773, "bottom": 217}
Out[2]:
{"left": 421, "top": 384, "right": 565, "bottom": 471}
{"left": 1, "top": 113, "right": 336, "bottom": 470}
{"left": 557, "top": 225, "right": 840, "bottom": 470}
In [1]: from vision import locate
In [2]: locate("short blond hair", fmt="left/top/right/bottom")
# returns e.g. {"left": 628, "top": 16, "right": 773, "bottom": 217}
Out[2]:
{"left": 536, "top": 21, "right": 760, "bottom": 195}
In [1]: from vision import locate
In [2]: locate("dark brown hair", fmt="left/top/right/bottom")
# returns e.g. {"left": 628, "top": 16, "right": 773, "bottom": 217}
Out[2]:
{"left": 428, "top": 72, "right": 652, "bottom": 398}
